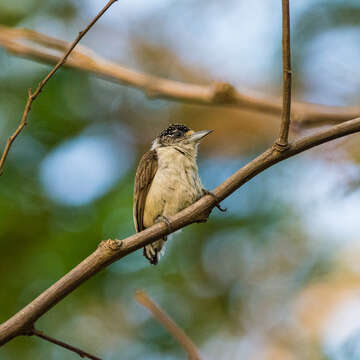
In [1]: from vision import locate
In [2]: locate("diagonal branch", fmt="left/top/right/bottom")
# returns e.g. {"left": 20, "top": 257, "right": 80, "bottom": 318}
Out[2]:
{"left": 29, "top": 328, "right": 102, "bottom": 360}
{"left": 135, "top": 290, "right": 202, "bottom": 360}
{"left": 1, "top": 115, "right": 360, "bottom": 346}
{"left": 0, "top": 26, "right": 359, "bottom": 127}
{"left": 276, "top": 0, "right": 292, "bottom": 148}
{"left": 0, "top": 0, "right": 118, "bottom": 176}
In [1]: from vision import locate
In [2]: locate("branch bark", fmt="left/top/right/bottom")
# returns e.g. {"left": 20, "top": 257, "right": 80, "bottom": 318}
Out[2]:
{"left": 0, "top": 0, "right": 118, "bottom": 175}
{"left": 1, "top": 0, "right": 360, "bottom": 353}
{"left": 135, "top": 290, "right": 202, "bottom": 360}
{"left": 1, "top": 116, "right": 360, "bottom": 346}
{"left": 276, "top": 0, "right": 292, "bottom": 148}
{"left": 0, "top": 26, "right": 359, "bottom": 127}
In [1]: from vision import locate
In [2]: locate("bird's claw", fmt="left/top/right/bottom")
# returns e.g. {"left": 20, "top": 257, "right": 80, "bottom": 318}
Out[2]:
{"left": 157, "top": 215, "right": 173, "bottom": 234}
{"left": 202, "top": 189, "right": 227, "bottom": 212}
{"left": 215, "top": 203, "right": 227, "bottom": 212}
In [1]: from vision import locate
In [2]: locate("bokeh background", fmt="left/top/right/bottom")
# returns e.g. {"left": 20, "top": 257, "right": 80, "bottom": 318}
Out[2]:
{"left": 1, "top": 0, "right": 360, "bottom": 359}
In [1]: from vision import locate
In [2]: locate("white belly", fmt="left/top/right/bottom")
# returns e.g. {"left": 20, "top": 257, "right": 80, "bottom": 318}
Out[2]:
{"left": 143, "top": 147, "right": 203, "bottom": 228}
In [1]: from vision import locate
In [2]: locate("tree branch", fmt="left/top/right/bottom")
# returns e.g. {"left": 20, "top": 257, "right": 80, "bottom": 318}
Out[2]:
{"left": 135, "top": 290, "right": 202, "bottom": 360}
{"left": 1, "top": 116, "right": 360, "bottom": 346}
{"left": 276, "top": 0, "right": 292, "bottom": 148}
{"left": 29, "top": 328, "right": 102, "bottom": 360}
{"left": 1, "top": 1, "right": 360, "bottom": 352}
{"left": 0, "top": 26, "right": 359, "bottom": 127}
{"left": 0, "top": 0, "right": 118, "bottom": 175}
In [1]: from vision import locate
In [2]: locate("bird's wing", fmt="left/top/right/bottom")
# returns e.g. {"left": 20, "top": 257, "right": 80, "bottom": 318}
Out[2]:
{"left": 133, "top": 149, "right": 158, "bottom": 232}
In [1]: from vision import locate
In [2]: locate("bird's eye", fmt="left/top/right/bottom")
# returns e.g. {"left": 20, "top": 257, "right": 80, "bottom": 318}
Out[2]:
{"left": 173, "top": 130, "right": 183, "bottom": 138}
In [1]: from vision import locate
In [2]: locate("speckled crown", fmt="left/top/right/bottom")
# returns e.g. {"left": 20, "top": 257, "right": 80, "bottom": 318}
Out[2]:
{"left": 159, "top": 124, "right": 190, "bottom": 137}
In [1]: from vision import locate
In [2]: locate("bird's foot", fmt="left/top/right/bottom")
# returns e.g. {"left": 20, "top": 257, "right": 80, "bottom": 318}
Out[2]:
{"left": 156, "top": 215, "right": 173, "bottom": 234}
{"left": 202, "top": 189, "right": 227, "bottom": 212}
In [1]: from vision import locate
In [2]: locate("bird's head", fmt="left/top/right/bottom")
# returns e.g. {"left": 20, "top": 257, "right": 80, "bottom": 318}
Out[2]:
{"left": 152, "top": 124, "right": 212, "bottom": 155}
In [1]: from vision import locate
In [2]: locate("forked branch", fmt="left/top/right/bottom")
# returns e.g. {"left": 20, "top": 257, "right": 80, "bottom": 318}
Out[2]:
{"left": 1, "top": 0, "right": 360, "bottom": 355}
{"left": 1, "top": 115, "right": 360, "bottom": 346}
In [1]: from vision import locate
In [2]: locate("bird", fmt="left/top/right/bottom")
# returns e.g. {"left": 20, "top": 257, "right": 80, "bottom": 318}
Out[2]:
{"left": 133, "top": 124, "right": 225, "bottom": 265}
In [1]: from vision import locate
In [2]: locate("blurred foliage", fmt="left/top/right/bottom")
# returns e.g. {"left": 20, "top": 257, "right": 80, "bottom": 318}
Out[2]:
{"left": 292, "top": 1, "right": 360, "bottom": 94}
{"left": 0, "top": 0, "right": 77, "bottom": 26}
{"left": 1, "top": 1, "right": 360, "bottom": 360}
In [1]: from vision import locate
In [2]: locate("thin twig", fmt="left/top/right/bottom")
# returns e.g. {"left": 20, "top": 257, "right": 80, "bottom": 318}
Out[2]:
{"left": 0, "top": 26, "right": 359, "bottom": 127}
{"left": 276, "top": 0, "right": 292, "bottom": 149}
{"left": 135, "top": 290, "right": 202, "bottom": 360}
{"left": 0, "top": 0, "right": 118, "bottom": 175}
{"left": 30, "top": 328, "right": 102, "bottom": 360}
{"left": 1, "top": 115, "right": 360, "bottom": 346}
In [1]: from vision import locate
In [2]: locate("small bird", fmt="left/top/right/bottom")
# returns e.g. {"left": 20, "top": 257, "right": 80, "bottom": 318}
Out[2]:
{"left": 133, "top": 124, "right": 224, "bottom": 265}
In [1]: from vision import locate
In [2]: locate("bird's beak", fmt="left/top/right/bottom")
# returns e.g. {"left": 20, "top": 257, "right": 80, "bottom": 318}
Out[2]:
{"left": 188, "top": 130, "right": 213, "bottom": 143}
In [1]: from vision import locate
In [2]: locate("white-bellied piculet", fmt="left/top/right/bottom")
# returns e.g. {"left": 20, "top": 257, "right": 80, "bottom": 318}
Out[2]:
{"left": 133, "top": 124, "right": 225, "bottom": 265}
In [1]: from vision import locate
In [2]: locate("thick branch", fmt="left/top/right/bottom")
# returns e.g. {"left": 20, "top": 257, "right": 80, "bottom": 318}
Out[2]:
{"left": 0, "top": 0, "right": 118, "bottom": 175}
{"left": 0, "top": 26, "right": 359, "bottom": 126}
{"left": 136, "top": 290, "right": 202, "bottom": 360}
{"left": 1, "top": 116, "right": 360, "bottom": 346}
{"left": 276, "top": 0, "right": 292, "bottom": 148}
{"left": 30, "top": 328, "right": 102, "bottom": 360}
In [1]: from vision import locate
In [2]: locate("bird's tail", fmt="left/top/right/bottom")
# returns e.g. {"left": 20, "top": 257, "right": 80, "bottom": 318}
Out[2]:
{"left": 143, "top": 237, "right": 167, "bottom": 265}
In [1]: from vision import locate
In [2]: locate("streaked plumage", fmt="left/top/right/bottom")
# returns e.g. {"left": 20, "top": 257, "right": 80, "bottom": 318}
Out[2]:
{"left": 133, "top": 124, "right": 211, "bottom": 264}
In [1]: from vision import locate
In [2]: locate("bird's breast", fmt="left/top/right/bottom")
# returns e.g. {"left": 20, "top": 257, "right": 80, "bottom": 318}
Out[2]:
{"left": 156, "top": 147, "right": 202, "bottom": 194}
{"left": 143, "top": 147, "right": 203, "bottom": 227}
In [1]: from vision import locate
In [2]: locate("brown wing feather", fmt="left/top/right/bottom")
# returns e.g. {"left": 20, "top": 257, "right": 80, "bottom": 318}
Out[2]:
{"left": 133, "top": 149, "right": 158, "bottom": 232}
